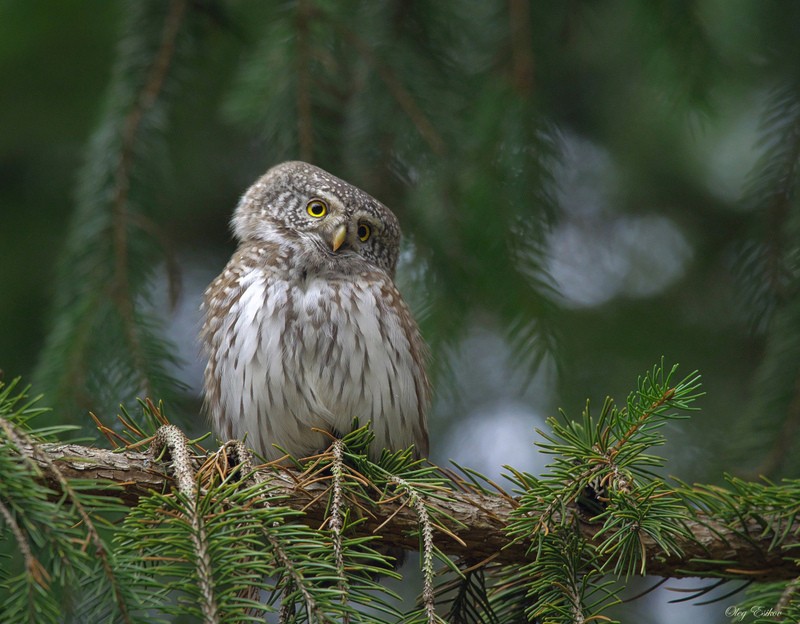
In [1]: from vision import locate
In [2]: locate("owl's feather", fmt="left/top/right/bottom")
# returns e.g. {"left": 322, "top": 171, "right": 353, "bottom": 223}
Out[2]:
{"left": 201, "top": 162, "right": 429, "bottom": 461}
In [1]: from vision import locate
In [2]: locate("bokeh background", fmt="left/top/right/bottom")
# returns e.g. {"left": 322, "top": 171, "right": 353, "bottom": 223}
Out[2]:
{"left": 2, "top": 1, "right": 800, "bottom": 621}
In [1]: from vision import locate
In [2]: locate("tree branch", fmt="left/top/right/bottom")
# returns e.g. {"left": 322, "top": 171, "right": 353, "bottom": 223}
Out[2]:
{"left": 19, "top": 441, "right": 800, "bottom": 582}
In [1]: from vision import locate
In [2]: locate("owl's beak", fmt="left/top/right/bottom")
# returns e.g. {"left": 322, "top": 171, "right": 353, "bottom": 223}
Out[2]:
{"left": 331, "top": 224, "right": 347, "bottom": 252}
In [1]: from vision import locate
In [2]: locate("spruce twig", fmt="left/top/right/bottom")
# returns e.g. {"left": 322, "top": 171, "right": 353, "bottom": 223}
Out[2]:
{"left": 151, "top": 424, "right": 220, "bottom": 624}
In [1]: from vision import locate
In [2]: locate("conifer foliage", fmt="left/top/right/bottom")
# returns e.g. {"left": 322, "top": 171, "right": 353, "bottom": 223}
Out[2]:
{"left": 4, "top": 0, "right": 800, "bottom": 622}
{"left": 3, "top": 363, "right": 800, "bottom": 622}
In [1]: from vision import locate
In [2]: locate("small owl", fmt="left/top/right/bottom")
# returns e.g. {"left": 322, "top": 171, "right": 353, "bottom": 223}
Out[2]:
{"left": 200, "top": 161, "right": 429, "bottom": 462}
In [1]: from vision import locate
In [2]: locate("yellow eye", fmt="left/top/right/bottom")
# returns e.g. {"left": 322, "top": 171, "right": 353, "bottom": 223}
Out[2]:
{"left": 357, "top": 223, "right": 371, "bottom": 241}
{"left": 306, "top": 200, "right": 328, "bottom": 218}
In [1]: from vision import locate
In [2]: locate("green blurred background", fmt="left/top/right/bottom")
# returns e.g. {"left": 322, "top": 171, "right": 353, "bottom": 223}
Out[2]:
{"left": 2, "top": 1, "right": 799, "bottom": 621}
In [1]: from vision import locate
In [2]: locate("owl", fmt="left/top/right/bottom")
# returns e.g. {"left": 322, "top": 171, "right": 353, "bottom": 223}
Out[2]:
{"left": 200, "top": 161, "right": 430, "bottom": 462}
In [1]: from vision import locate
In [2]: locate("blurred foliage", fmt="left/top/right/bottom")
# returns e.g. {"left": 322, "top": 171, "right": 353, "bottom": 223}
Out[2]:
{"left": 2, "top": 4, "right": 800, "bottom": 613}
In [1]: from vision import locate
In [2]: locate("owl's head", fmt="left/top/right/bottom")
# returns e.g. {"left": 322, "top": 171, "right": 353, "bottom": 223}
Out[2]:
{"left": 232, "top": 161, "right": 401, "bottom": 277}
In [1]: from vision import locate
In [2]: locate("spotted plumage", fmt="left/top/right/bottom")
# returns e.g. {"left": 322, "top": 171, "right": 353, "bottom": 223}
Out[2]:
{"left": 200, "top": 161, "right": 429, "bottom": 461}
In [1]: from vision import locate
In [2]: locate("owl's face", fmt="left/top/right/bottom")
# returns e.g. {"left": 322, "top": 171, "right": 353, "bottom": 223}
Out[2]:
{"left": 232, "top": 161, "right": 401, "bottom": 277}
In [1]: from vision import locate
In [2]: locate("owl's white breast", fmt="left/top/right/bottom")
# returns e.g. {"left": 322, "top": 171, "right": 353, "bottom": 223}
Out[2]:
{"left": 212, "top": 262, "right": 424, "bottom": 460}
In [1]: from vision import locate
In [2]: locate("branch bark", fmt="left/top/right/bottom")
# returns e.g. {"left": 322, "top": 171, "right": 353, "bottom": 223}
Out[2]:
{"left": 21, "top": 441, "right": 800, "bottom": 582}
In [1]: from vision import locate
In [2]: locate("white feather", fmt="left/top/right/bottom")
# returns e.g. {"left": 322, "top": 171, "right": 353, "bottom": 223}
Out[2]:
{"left": 210, "top": 264, "right": 422, "bottom": 460}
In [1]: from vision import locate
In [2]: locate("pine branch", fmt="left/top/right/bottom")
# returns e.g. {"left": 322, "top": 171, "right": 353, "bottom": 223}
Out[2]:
{"left": 33, "top": 1, "right": 191, "bottom": 420}
{"left": 108, "top": 0, "right": 188, "bottom": 400}
{"left": 389, "top": 474, "right": 438, "bottom": 623}
{"left": 295, "top": 0, "right": 315, "bottom": 162}
{"left": 0, "top": 415, "right": 132, "bottom": 622}
{"left": 328, "top": 438, "right": 349, "bottom": 602}
{"left": 331, "top": 20, "right": 447, "bottom": 156}
{"left": 150, "top": 424, "right": 220, "bottom": 623}
{"left": 15, "top": 441, "right": 800, "bottom": 582}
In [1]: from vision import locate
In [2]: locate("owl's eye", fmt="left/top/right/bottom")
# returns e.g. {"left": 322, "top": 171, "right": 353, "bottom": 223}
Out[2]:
{"left": 357, "top": 223, "right": 371, "bottom": 242}
{"left": 306, "top": 200, "right": 328, "bottom": 218}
